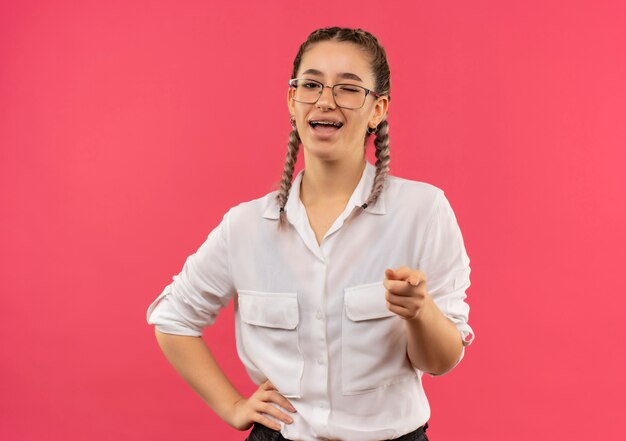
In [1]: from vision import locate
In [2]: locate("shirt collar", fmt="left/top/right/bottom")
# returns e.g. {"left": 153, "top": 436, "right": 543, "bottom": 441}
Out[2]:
{"left": 262, "top": 160, "right": 387, "bottom": 220}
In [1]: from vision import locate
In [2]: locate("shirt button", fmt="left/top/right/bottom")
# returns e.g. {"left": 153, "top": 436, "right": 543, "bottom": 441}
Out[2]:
{"left": 317, "top": 358, "right": 325, "bottom": 365}
{"left": 316, "top": 310, "right": 323, "bottom": 320}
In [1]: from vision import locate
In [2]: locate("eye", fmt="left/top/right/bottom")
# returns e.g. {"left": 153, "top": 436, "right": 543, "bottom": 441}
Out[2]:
{"left": 337, "top": 85, "right": 362, "bottom": 93}
{"left": 301, "top": 80, "right": 322, "bottom": 89}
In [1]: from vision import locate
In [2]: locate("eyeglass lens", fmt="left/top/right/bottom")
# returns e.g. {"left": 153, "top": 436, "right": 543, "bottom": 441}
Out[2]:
{"left": 292, "top": 79, "right": 366, "bottom": 109}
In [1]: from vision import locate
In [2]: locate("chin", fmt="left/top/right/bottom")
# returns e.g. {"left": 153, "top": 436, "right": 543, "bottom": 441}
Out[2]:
{"left": 302, "top": 140, "right": 342, "bottom": 162}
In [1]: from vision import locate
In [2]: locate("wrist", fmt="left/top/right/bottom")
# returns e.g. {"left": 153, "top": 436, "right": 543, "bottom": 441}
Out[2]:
{"left": 409, "top": 293, "right": 436, "bottom": 323}
{"left": 217, "top": 394, "right": 245, "bottom": 423}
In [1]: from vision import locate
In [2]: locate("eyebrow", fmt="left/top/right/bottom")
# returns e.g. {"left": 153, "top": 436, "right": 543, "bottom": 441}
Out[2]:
{"left": 301, "top": 69, "right": 364, "bottom": 82}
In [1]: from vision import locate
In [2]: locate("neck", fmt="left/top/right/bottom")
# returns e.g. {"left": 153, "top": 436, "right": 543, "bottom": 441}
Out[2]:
{"left": 300, "top": 154, "right": 367, "bottom": 206}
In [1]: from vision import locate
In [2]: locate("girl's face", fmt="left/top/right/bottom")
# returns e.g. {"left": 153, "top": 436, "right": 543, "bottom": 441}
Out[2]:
{"left": 287, "top": 40, "right": 388, "bottom": 162}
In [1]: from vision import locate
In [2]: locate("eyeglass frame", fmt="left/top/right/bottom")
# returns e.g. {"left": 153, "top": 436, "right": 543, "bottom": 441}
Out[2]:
{"left": 288, "top": 77, "right": 381, "bottom": 109}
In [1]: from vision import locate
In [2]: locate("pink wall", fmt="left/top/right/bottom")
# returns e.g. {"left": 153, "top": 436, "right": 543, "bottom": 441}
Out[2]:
{"left": 1, "top": 1, "right": 624, "bottom": 440}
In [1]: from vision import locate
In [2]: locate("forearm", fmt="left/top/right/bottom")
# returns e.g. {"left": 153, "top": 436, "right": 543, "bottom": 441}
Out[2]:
{"left": 154, "top": 329, "right": 243, "bottom": 420}
{"left": 405, "top": 295, "right": 463, "bottom": 375}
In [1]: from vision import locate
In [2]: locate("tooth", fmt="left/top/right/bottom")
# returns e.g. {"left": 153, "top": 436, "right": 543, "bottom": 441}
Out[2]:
{"left": 311, "top": 120, "right": 341, "bottom": 127}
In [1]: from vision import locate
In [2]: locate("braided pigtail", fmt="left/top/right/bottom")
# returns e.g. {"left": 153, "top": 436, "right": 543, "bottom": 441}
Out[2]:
{"left": 276, "top": 124, "right": 301, "bottom": 229}
{"left": 352, "top": 119, "right": 391, "bottom": 219}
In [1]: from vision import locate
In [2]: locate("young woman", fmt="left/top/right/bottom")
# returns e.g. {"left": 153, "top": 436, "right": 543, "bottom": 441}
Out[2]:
{"left": 147, "top": 27, "right": 475, "bottom": 441}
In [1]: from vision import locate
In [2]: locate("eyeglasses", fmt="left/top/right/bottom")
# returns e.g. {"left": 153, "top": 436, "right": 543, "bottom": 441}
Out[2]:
{"left": 288, "top": 77, "right": 380, "bottom": 110}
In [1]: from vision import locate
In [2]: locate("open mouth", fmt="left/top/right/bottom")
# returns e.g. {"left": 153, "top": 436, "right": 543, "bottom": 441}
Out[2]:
{"left": 309, "top": 120, "right": 343, "bottom": 137}
{"left": 309, "top": 120, "right": 344, "bottom": 129}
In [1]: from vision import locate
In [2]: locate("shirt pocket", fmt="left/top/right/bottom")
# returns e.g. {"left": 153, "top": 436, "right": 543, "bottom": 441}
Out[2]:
{"left": 238, "top": 290, "right": 304, "bottom": 398}
{"left": 342, "top": 281, "right": 417, "bottom": 395}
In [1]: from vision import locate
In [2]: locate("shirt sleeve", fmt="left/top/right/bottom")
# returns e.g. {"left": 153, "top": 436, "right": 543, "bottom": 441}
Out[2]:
{"left": 418, "top": 190, "right": 475, "bottom": 377}
{"left": 146, "top": 209, "right": 237, "bottom": 337}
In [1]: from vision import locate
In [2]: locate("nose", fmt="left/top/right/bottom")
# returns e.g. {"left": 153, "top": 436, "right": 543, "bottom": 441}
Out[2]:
{"left": 316, "top": 85, "right": 336, "bottom": 109}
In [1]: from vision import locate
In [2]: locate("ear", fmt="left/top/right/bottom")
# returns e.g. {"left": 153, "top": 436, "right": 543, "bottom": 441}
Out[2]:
{"left": 287, "top": 88, "right": 295, "bottom": 116}
{"left": 369, "top": 95, "right": 389, "bottom": 127}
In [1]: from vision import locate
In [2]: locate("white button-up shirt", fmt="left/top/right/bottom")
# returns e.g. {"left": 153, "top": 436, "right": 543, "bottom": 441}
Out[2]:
{"left": 146, "top": 160, "right": 475, "bottom": 441}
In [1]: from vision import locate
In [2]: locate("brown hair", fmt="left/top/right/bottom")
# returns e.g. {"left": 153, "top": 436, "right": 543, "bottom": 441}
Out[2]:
{"left": 276, "top": 27, "right": 392, "bottom": 229}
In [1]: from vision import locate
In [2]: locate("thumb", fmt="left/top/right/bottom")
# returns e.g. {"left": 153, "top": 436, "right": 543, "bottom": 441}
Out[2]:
{"left": 385, "top": 267, "right": 411, "bottom": 281}
{"left": 385, "top": 268, "right": 400, "bottom": 280}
